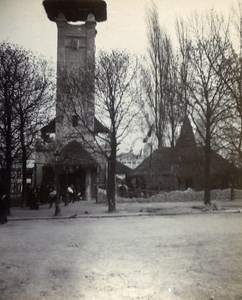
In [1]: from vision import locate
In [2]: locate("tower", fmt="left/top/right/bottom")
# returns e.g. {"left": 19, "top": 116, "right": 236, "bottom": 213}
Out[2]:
{"left": 43, "top": 0, "right": 107, "bottom": 142}
{"left": 39, "top": 0, "right": 107, "bottom": 201}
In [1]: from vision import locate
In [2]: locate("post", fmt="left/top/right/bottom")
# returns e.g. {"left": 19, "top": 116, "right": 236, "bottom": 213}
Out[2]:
{"left": 230, "top": 151, "right": 236, "bottom": 201}
{"left": 54, "top": 150, "right": 61, "bottom": 216}
{"left": 96, "top": 176, "right": 99, "bottom": 204}
{"left": 85, "top": 169, "right": 91, "bottom": 201}
{"left": 147, "top": 143, "right": 153, "bottom": 197}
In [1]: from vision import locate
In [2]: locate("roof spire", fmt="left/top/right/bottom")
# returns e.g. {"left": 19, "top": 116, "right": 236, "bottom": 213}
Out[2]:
{"left": 176, "top": 116, "right": 196, "bottom": 148}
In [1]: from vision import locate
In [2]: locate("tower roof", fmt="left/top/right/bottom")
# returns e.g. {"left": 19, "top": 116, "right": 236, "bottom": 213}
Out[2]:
{"left": 43, "top": 0, "right": 107, "bottom": 22}
{"left": 176, "top": 116, "right": 196, "bottom": 148}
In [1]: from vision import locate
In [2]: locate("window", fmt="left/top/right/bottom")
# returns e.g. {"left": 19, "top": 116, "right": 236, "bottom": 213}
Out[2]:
{"left": 72, "top": 39, "right": 79, "bottom": 50}
{"left": 72, "top": 115, "right": 78, "bottom": 127}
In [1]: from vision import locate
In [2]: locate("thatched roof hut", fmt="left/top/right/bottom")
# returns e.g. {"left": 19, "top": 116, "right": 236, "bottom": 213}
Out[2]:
{"left": 129, "top": 116, "right": 235, "bottom": 191}
{"left": 116, "top": 161, "right": 132, "bottom": 176}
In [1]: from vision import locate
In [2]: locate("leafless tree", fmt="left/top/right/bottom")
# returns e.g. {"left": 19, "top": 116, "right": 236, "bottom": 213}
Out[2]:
{"left": 14, "top": 57, "right": 54, "bottom": 207}
{"left": 0, "top": 42, "right": 55, "bottom": 209}
{"left": 59, "top": 49, "right": 140, "bottom": 212}
{"left": 142, "top": 3, "right": 186, "bottom": 148}
{"left": 204, "top": 6, "right": 242, "bottom": 166}
{"left": 176, "top": 18, "right": 191, "bottom": 117}
{"left": 0, "top": 43, "right": 19, "bottom": 212}
{"left": 183, "top": 12, "right": 234, "bottom": 204}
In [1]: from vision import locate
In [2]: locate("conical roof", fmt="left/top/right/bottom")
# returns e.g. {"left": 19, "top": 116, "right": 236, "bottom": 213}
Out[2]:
{"left": 176, "top": 116, "right": 196, "bottom": 148}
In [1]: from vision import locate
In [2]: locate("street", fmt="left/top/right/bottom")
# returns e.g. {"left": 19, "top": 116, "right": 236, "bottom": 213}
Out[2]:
{"left": 0, "top": 213, "right": 242, "bottom": 300}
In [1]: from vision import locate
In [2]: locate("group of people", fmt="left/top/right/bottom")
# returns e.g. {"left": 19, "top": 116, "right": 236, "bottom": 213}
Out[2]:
{"left": 48, "top": 184, "right": 84, "bottom": 207}
{"left": 27, "top": 184, "right": 73, "bottom": 209}
{"left": 0, "top": 183, "right": 85, "bottom": 223}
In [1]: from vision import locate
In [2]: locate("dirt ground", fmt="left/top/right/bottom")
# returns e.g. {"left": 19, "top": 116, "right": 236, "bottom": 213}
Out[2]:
{"left": 0, "top": 214, "right": 242, "bottom": 300}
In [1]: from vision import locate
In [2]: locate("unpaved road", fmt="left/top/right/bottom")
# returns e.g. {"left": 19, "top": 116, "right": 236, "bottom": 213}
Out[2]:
{"left": 0, "top": 214, "right": 242, "bottom": 300}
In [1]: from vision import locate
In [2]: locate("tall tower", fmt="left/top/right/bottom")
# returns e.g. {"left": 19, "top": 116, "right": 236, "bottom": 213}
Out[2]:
{"left": 40, "top": 0, "right": 107, "bottom": 201}
{"left": 43, "top": 0, "right": 107, "bottom": 142}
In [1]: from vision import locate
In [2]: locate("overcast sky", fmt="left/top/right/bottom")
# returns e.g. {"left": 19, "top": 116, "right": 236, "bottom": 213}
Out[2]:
{"left": 0, "top": 0, "right": 235, "bottom": 62}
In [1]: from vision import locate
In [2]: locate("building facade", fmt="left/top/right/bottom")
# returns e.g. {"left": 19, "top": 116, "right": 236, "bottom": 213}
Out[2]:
{"left": 129, "top": 116, "right": 238, "bottom": 194}
{"left": 35, "top": 0, "right": 107, "bottom": 201}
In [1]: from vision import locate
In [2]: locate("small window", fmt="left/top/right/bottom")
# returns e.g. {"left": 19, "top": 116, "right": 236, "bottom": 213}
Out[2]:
{"left": 72, "top": 115, "right": 78, "bottom": 127}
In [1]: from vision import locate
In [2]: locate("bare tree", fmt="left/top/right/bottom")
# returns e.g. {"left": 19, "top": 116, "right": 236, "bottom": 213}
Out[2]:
{"left": 0, "top": 42, "right": 55, "bottom": 209}
{"left": 165, "top": 52, "right": 184, "bottom": 148}
{"left": 13, "top": 55, "right": 55, "bottom": 207}
{"left": 59, "top": 49, "right": 140, "bottom": 212}
{"left": 184, "top": 12, "right": 234, "bottom": 204}
{"left": 204, "top": 6, "right": 242, "bottom": 165}
{"left": 176, "top": 18, "right": 192, "bottom": 117}
{"left": 142, "top": 3, "right": 186, "bottom": 148}
{"left": 0, "top": 43, "right": 19, "bottom": 212}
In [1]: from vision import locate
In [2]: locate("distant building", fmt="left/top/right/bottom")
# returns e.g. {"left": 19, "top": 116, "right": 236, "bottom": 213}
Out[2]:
{"left": 117, "top": 150, "right": 145, "bottom": 170}
{"left": 129, "top": 116, "right": 239, "bottom": 194}
{"left": 10, "top": 160, "right": 34, "bottom": 199}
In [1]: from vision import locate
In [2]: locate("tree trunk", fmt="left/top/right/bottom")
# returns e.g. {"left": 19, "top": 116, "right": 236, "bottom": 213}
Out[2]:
{"left": 204, "top": 142, "right": 211, "bottom": 205}
{"left": 21, "top": 149, "right": 27, "bottom": 208}
{"left": 170, "top": 117, "right": 175, "bottom": 148}
{"left": 107, "top": 159, "right": 116, "bottom": 212}
{"left": 54, "top": 164, "right": 61, "bottom": 216}
{"left": 19, "top": 114, "right": 27, "bottom": 207}
{"left": 5, "top": 105, "right": 12, "bottom": 215}
{"left": 5, "top": 161, "right": 11, "bottom": 215}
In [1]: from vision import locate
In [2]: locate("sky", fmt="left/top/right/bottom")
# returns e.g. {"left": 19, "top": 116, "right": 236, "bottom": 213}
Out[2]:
{"left": 0, "top": 0, "right": 235, "bottom": 62}
{"left": 0, "top": 0, "right": 236, "bottom": 153}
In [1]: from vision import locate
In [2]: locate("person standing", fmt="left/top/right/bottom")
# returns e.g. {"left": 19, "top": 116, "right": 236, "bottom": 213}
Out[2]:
{"left": 0, "top": 184, "right": 8, "bottom": 224}
{"left": 68, "top": 185, "right": 74, "bottom": 203}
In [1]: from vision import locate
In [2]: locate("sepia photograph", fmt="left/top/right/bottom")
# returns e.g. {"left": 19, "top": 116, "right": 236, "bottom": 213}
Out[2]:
{"left": 0, "top": 0, "right": 242, "bottom": 299}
